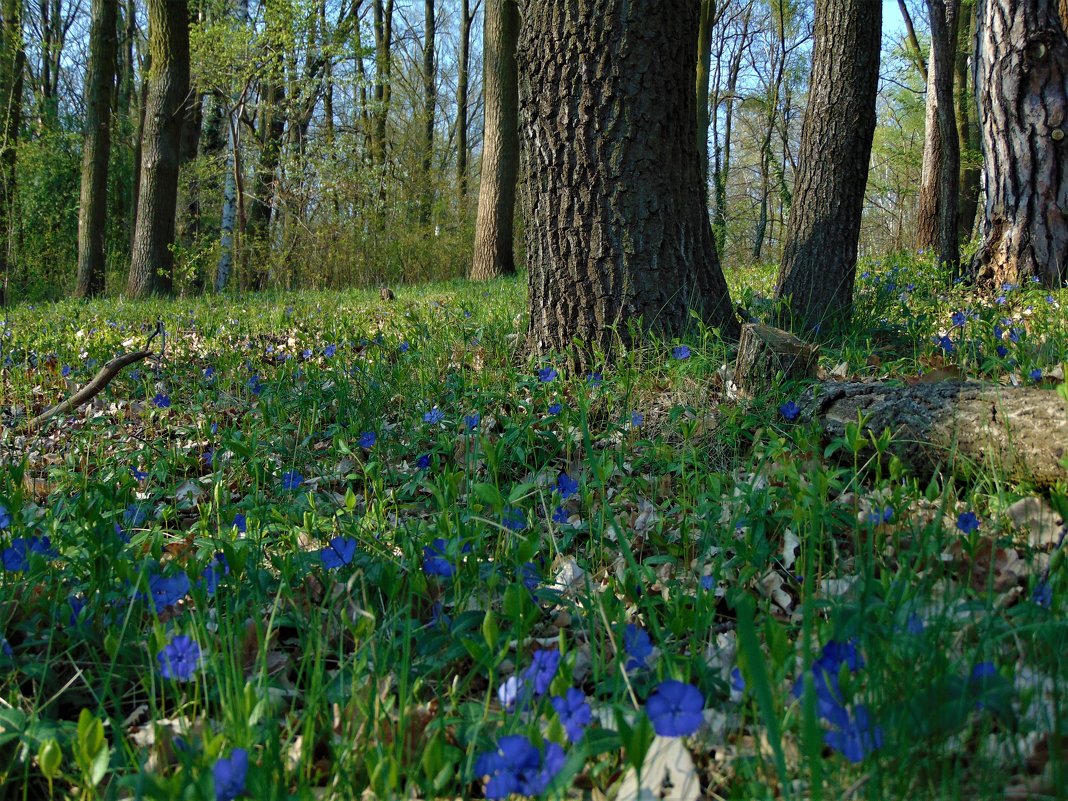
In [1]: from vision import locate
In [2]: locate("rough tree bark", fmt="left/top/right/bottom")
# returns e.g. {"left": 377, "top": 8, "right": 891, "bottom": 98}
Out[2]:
{"left": 519, "top": 0, "right": 739, "bottom": 364}
{"left": 75, "top": 0, "right": 118, "bottom": 298}
{"left": 972, "top": 0, "right": 1068, "bottom": 287}
{"left": 929, "top": 0, "right": 961, "bottom": 274}
{"left": 470, "top": 0, "right": 519, "bottom": 280}
{"left": 0, "top": 0, "right": 24, "bottom": 299}
{"left": 696, "top": 0, "right": 717, "bottom": 199}
{"left": 801, "top": 380, "right": 1068, "bottom": 488}
{"left": 916, "top": 45, "right": 944, "bottom": 252}
{"left": 127, "top": 0, "right": 190, "bottom": 297}
{"left": 774, "top": 0, "right": 881, "bottom": 332}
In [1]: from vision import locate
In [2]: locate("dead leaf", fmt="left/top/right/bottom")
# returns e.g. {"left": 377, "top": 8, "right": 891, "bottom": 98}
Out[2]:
{"left": 1004, "top": 497, "right": 1065, "bottom": 549}
{"left": 617, "top": 736, "right": 700, "bottom": 801}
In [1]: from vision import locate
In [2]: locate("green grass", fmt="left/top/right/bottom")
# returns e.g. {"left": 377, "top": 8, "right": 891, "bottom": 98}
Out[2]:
{"left": 0, "top": 254, "right": 1066, "bottom": 800}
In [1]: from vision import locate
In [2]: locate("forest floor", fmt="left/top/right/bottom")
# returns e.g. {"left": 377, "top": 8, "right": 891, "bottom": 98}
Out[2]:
{"left": 1, "top": 254, "right": 1067, "bottom": 800}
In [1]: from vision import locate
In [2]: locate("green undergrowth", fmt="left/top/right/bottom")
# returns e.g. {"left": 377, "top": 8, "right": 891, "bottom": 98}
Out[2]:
{"left": 0, "top": 254, "right": 1066, "bottom": 800}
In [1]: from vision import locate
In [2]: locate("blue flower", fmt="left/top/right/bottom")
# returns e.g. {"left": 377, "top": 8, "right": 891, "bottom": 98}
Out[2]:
{"left": 203, "top": 366, "right": 215, "bottom": 379}
{"left": 586, "top": 372, "right": 603, "bottom": 387}
{"left": 2, "top": 536, "right": 57, "bottom": 572}
{"left": 537, "top": 366, "right": 557, "bottom": 383}
{"left": 522, "top": 649, "right": 560, "bottom": 696}
{"left": 474, "top": 735, "right": 566, "bottom": 799}
{"left": 624, "top": 623, "right": 654, "bottom": 671}
{"left": 997, "top": 345, "right": 1009, "bottom": 358}
{"left": 779, "top": 401, "right": 800, "bottom": 422}
{"left": 1033, "top": 580, "right": 1052, "bottom": 608}
{"left": 935, "top": 335, "right": 955, "bottom": 354}
{"left": 131, "top": 466, "right": 148, "bottom": 481}
{"left": 730, "top": 667, "right": 745, "bottom": 693}
{"left": 867, "top": 506, "right": 894, "bottom": 525}
{"left": 423, "top": 407, "right": 445, "bottom": 425}
{"left": 1030, "top": 368, "right": 1043, "bottom": 381}
{"left": 358, "top": 431, "right": 377, "bottom": 449}
{"left": 399, "top": 342, "right": 410, "bottom": 353}
{"left": 502, "top": 506, "right": 526, "bottom": 532}
{"left": 951, "top": 310, "right": 967, "bottom": 327}
{"left": 631, "top": 411, "right": 643, "bottom": 427}
{"left": 464, "top": 413, "right": 480, "bottom": 431}
{"left": 824, "top": 705, "right": 883, "bottom": 763}
{"left": 281, "top": 471, "right": 304, "bottom": 491}
{"left": 792, "top": 639, "right": 863, "bottom": 723}
{"left": 1008, "top": 327, "right": 1021, "bottom": 343}
{"left": 416, "top": 453, "right": 431, "bottom": 470}
{"left": 61, "top": 365, "right": 72, "bottom": 377}
{"left": 0, "top": 504, "right": 9, "bottom": 529}
{"left": 517, "top": 562, "right": 540, "bottom": 592}
{"left": 324, "top": 344, "right": 337, "bottom": 358}
{"left": 147, "top": 572, "right": 191, "bottom": 611}
{"left": 700, "top": 575, "right": 715, "bottom": 591}
{"left": 551, "top": 688, "right": 592, "bottom": 742}
{"left": 213, "top": 747, "right": 249, "bottom": 801}
{"left": 152, "top": 392, "right": 171, "bottom": 409}
{"left": 124, "top": 503, "right": 148, "bottom": 527}
{"left": 672, "top": 345, "right": 691, "bottom": 360}
{"left": 422, "top": 538, "right": 470, "bottom": 578}
{"left": 319, "top": 537, "right": 357, "bottom": 570}
{"left": 157, "top": 635, "right": 201, "bottom": 682}
{"left": 552, "top": 506, "right": 570, "bottom": 525}
{"left": 957, "top": 511, "right": 980, "bottom": 534}
{"left": 201, "top": 553, "right": 230, "bottom": 595}
{"left": 645, "top": 680, "right": 704, "bottom": 737}
{"left": 247, "top": 375, "right": 263, "bottom": 395}
{"left": 555, "top": 473, "right": 579, "bottom": 500}
{"left": 232, "top": 513, "right": 247, "bottom": 533}
{"left": 548, "top": 402, "right": 562, "bottom": 415}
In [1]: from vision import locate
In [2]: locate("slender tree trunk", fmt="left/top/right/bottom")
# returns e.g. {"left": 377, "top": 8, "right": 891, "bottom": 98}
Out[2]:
{"left": 774, "top": 0, "right": 881, "bottom": 332}
{"left": 898, "top": 0, "right": 928, "bottom": 76}
{"left": 0, "top": 0, "right": 25, "bottom": 297}
{"left": 216, "top": 0, "right": 248, "bottom": 292}
{"left": 713, "top": 6, "right": 750, "bottom": 255}
{"left": 929, "top": 0, "right": 961, "bottom": 275}
{"left": 126, "top": 0, "right": 190, "bottom": 297}
{"left": 130, "top": 56, "right": 150, "bottom": 246}
{"left": 76, "top": 0, "right": 118, "bottom": 298}
{"left": 371, "top": 0, "right": 393, "bottom": 166}
{"left": 420, "top": 0, "right": 436, "bottom": 225}
{"left": 956, "top": 0, "right": 981, "bottom": 241}
{"left": 972, "top": 0, "right": 1068, "bottom": 287}
{"left": 456, "top": 0, "right": 474, "bottom": 207}
{"left": 519, "top": 0, "right": 738, "bottom": 364}
{"left": 696, "top": 0, "right": 716, "bottom": 199}
{"left": 916, "top": 46, "right": 944, "bottom": 251}
{"left": 471, "top": 0, "right": 518, "bottom": 280}
{"left": 176, "top": 87, "right": 204, "bottom": 282}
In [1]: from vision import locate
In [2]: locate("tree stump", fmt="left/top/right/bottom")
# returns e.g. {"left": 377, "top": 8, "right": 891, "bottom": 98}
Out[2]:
{"left": 732, "top": 323, "right": 819, "bottom": 399}
{"left": 802, "top": 380, "right": 1068, "bottom": 488}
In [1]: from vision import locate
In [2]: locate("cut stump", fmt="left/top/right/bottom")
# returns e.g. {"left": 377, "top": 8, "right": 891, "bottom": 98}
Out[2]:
{"left": 732, "top": 323, "right": 819, "bottom": 398}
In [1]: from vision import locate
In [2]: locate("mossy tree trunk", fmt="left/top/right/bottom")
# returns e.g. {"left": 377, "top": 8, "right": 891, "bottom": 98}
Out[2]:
{"left": 519, "top": 0, "right": 738, "bottom": 365}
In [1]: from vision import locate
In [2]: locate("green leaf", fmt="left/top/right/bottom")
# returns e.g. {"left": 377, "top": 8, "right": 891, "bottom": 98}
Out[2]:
{"left": 38, "top": 738, "right": 62, "bottom": 780}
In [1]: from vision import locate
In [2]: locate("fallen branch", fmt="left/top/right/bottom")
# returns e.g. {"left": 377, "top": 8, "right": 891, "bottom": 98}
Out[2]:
{"left": 801, "top": 380, "right": 1068, "bottom": 488}
{"left": 25, "top": 350, "right": 153, "bottom": 432}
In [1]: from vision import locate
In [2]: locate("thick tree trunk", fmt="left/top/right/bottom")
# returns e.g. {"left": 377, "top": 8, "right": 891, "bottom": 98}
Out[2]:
{"left": 774, "top": 0, "right": 881, "bottom": 333}
{"left": 802, "top": 380, "right": 1068, "bottom": 488}
{"left": 916, "top": 42, "right": 943, "bottom": 252}
{"left": 972, "top": 0, "right": 1068, "bottom": 287}
{"left": 470, "top": 0, "right": 519, "bottom": 280}
{"left": 127, "top": 0, "right": 189, "bottom": 297}
{"left": 75, "top": 0, "right": 118, "bottom": 298}
{"left": 519, "top": 0, "right": 738, "bottom": 364}
{"left": 420, "top": 0, "right": 436, "bottom": 225}
{"left": 929, "top": 0, "right": 961, "bottom": 274}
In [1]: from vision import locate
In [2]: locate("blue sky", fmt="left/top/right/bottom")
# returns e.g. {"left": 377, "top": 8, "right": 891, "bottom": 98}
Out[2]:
{"left": 883, "top": 0, "right": 907, "bottom": 40}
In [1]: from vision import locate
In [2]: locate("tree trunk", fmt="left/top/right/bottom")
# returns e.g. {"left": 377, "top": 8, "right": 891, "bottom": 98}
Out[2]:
{"left": 898, "top": 0, "right": 928, "bottom": 77}
{"left": 956, "top": 0, "right": 982, "bottom": 242}
{"left": 519, "top": 0, "right": 738, "bottom": 364}
{"left": 0, "top": 0, "right": 24, "bottom": 299}
{"left": 802, "top": 380, "right": 1068, "bottom": 488}
{"left": 76, "top": 0, "right": 118, "bottom": 298}
{"left": 127, "top": 0, "right": 189, "bottom": 297}
{"left": 929, "top": 0, "right": 961, "bottom": 275}
{"left": 774, "top": 0, "right": 881, "bottom": 333}
{"left": 972, "top": 0, "right": 1068, "bottom": 287}
{"left": 420, "top": 0, "right": 436, "bottom": 225}
{"left": 916, "top": 44, "right": 944, "bottom": 252}
{"left": 371, "top": 0, "right": 393, "bottom": 166}
{"left": 696, "top": 0, "right": 716, "bottom": 200}
{"left": 176, "top": 88, "right": 204, "bottom": 281}
{"left": 712, "top": 6, "right": 750, "bottom": 255}
{"left": 456, "top": 0, "right": 473, "bottom": 206}
{"left": 470, "top": 0, "right": 519, "bottom": 280}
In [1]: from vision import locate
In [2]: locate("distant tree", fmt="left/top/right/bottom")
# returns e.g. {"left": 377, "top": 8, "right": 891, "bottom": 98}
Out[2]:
{"left": 456, "top": 0, "right": 478, "bottom": 205}
{"left": 519, "top": 0, "right": 738, "bottom": 363}
{"left": 127, "top": 0, "right": 190, "bottom": 297}
{"left": 0, "top": 0, "right": 24, "bottom": 298}
{"left": 972, "top": 0, "right": 1068, "bottom": 287}
{"left": 471, "top": 0, "right": 518, "bottom": 280}
{"left": 76, "top": 0, "right": 119, "bottom": 298}
{"left": 775, "top": 0, "right": 881, "bottom": 332}
{"left": 371, "top": 0, "right": 394, "bottom": 166}
{"left": 420, "top": 0, "right": 435, "bottom": 225}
